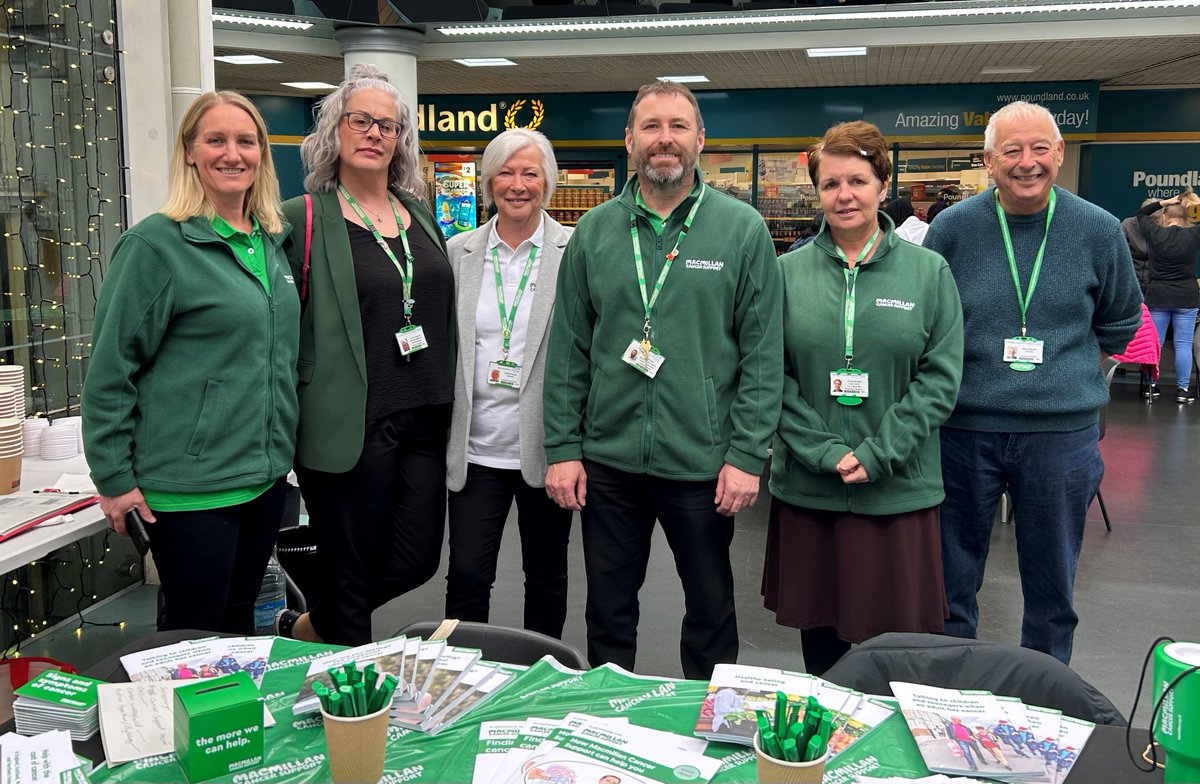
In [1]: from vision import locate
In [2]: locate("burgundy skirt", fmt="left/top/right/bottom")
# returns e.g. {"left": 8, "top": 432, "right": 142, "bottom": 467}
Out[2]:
{"left": 761, "top": 498, "right": 948, "bottom": 643}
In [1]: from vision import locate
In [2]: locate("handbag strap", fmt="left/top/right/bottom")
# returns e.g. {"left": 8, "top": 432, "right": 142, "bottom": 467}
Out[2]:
{"left": 301, "top": 193, "right": 312, "bottom": 302}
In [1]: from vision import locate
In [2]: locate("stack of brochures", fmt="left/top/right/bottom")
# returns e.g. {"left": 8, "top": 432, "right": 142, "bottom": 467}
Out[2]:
{"left": 472, "top": 712, "right": 722, "bottom": 784}
{"left": 291, "top": 635, "right": 525, "bottom": 735}
{"left": 12, "top": 670, "right": 103, "bottom": 741}
{"left": 692, "top": 663, "right": 896, "bottom": 758}
{"left": 889, "top": 681, "right": 1095, "bottom": 784}
{"left": 0, "top": 729, "right": 93, "bottom": 783}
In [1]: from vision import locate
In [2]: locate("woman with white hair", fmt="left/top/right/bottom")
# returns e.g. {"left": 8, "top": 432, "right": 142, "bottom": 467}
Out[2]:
{"left": 443, "top": 128, "right": 574, "bottom": 637}
{"left": 274, "top": 63, "right": 454, "bottom": 645}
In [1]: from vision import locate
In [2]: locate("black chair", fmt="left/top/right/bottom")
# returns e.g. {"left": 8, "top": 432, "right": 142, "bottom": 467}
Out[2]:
{"left": 395, "top": 620, "right": 589, "bottom": 670}
{"left": 823, "top": 633, "right": 1127, "bottom": 726}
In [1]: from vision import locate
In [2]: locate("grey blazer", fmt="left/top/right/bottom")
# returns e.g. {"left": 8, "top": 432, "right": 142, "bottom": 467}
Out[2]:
{"left": 446, "top": 213, "right": 572, "bottom": 491}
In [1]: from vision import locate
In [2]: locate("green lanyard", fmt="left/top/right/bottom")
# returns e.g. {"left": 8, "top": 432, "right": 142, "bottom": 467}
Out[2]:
{"left": 833, "top": 227, "right": 881, "bottom": 368}
{"left": 339, "top": 183, "right": 416, "bottom": 323}
{"left": 995, "top": 188, "right": 1056, "bottom": 337}
{"left": 490, "top": 243, "right": 538, "bottom": 360}
{"left": 629, "top": 184, "right": 706, "bottom": 345}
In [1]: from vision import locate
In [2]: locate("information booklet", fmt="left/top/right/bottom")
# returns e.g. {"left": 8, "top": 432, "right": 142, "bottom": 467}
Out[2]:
{"left": 423, "top": 665, "right": 521, "bottom": 735}
{"left": 489, "top": 713, "right": 631, "bottom": 784}
{"left": 13, "top": 670, "right": 103, "bottom": 741}
{"left": 292, "top": 636, "right": 410, "bottom": 715}
{"left": 119, "top": 636, "right": 273, "bottom": 686}
{"left": 693, "top": 663, "right": 816, "bottom": 744}
{"left": 390, "top": 645, "right": 479, "bottom": 728}
{"left": 470, "top": 720, "right": 526, "bottom": 784}
{"left": 0, "top": 729, "right": 93, "bottom": 783}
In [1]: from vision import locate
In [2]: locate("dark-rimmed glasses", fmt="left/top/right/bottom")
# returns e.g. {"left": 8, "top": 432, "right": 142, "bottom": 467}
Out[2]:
{"left": 342, "top": 111, "right": 402, "bottom": 140}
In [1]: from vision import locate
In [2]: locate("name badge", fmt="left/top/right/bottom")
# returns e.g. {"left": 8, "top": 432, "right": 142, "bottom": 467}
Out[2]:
{"left": 487, "top": 359, "right": 521, "bottom": 388}
{"left": 831, "top": 369, "right": 868, "bottom": 407}
{"left": 396, "top": 324, "right": 428, "bottom": 355}
{"left": 622, "top": 339, "right": 665, "bottom": 379}
{"left": 1003, "top": 336, "right": 1043, "bottom": 371}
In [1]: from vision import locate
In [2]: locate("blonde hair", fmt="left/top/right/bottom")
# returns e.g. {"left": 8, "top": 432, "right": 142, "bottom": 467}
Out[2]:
{"left": 160, "top": 91, "right": 283, "bottom": 234}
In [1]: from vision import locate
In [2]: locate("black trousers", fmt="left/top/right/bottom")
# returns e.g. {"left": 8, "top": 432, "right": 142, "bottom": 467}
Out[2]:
{"left": 149, "top": 478, "right": 286, "bottom": 634}
{"left": 581, "top": 459, "right": 738, "bottom": 680}
{"left": 297, "top": 404, "right": 450, "bottom": 646}
{"left": 445, "top": 463, "right": 573, "bottom": 638}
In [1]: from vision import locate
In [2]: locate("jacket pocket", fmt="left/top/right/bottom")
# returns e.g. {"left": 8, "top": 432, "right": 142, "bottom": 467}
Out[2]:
{"left": 704, "top": 377, "right": 720, "bottom": 446}
{"left": 186, "top": 379, "right": 223, "bottom": 458}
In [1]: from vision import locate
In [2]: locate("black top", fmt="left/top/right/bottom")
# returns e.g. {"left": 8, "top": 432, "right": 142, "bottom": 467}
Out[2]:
{"left": 348, "top": 219, "right": 454, "bottom": 421}
{"left": 1139, "top": 202, "right": 1200, "bottom": 309}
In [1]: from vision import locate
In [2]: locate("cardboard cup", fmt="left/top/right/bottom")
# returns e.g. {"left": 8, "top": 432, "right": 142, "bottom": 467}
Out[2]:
{"left": 0, "top": 453, "right": 20, "bottom": 495}
{"left": 754, "top": 731, "right": 829, "bottom": 784}
{"left": 321, "top": 703, "right": 390, "bottom": 784}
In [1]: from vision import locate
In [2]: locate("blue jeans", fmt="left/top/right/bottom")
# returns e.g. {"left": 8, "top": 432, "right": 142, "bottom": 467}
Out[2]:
{"left": 1148, "top": 307, "right": 1198, "bottom": 391}
{"left": 939, "top": 426, "right": 1103, "bottom": 664}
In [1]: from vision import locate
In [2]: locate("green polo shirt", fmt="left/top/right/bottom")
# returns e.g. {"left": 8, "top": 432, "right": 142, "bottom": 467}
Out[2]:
{"left": 634, "top": 177, "right": 703, "bottom": 236}
{"left": 140, "top": 214, "right": 274, "bottom": 513}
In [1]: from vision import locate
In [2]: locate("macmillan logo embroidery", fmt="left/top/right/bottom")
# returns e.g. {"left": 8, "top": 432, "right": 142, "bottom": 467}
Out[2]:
{"left": 685, "top": 259, "right": 725, "bottom": 272}
{"left": 876, "top": 297, "right": 916, "bottom": 311}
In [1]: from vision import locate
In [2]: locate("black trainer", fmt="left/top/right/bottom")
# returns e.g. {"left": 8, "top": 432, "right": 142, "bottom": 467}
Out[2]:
{"left": 1177, "top": 388, "right": 1195, "bottom": 404}
{"left": 274, "top": 608, "right": 300, "bottom": 638}
{"left": 1142, "top": 384, "right": 1161, "bottom": 399}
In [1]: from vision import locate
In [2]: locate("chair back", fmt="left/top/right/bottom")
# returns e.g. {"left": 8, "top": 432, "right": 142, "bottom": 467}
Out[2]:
{"left": 823, "top": 633, "right": 1127, "bottom": 726}
{"left": 395, "top": 621, "right": 589, "bottom": 670}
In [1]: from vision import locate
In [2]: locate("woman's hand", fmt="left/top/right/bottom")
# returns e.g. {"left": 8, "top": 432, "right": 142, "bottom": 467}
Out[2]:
{"left": 99, "top": 489, "right": 155, "bottom": 535}
{"left": 835, "top": 452, "right": 870, "bottom": 484}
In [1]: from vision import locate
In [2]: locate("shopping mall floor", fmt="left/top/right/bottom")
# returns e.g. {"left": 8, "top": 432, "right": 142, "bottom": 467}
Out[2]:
{"left": 22, "top": 367, "right": 1200, "bottom": 723}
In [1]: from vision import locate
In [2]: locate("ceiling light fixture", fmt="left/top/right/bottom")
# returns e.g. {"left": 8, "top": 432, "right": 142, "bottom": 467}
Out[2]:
{"left": 214, "top": 54, "right": 283, "bottom": 65}
{"left": 657, "top": 75, "right": 710, "bottom": 83}
{"left": 213, "top": 12, "right": 313, "bottom": 30}
{"left": 453, "top": 57, "right": 518, "bottom": 66}
{"left": 281, "top": 81, "right": 337, "bottom": 90}
{"left": 436, "top": 0, "right": 1196, "bottom": 35}
{"left": 979, "top": 65, "right": 1040, "bottom": 74}
{"left": 806, "top": 46, "right": 867, "bottom": 58}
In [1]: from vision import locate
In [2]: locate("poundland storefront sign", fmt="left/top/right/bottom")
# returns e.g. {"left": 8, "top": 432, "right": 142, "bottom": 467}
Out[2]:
{"left": 416, "top": 99, "right": 545, "bottom": 134}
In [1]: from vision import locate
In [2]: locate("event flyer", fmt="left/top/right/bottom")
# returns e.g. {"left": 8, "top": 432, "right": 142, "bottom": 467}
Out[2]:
{"left": 120, "top": 636, "right": 273, "bottom": 686}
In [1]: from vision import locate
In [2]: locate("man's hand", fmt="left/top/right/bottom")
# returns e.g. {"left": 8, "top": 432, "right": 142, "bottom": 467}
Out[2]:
{"left": 545, "top": 460, "right": 587, "bottom": 511}
{"left": 714, "top": 464, "right": 759, "bottom": 516}
{"left": 835, "top": 452, "right": 870, "bottom": 484}
{"left": 99, "top": 488, "right": 156, "bottom": 535}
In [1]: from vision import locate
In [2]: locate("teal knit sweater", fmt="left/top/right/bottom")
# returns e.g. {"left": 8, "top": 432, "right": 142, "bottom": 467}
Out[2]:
{"left": 924, "top": 186, "right": 1142, "bottom": 432}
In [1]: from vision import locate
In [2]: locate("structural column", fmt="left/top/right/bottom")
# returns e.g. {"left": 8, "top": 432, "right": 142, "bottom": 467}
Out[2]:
{"left": 333, "top": 27, "right": 425, "bottom": 128}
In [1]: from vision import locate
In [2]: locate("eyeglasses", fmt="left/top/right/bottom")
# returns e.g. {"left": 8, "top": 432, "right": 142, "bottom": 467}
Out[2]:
{"left": 342, "top": 111, "right": 402, "bottom": 140}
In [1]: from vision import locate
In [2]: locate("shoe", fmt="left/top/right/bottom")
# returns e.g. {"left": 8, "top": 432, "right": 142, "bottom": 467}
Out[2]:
{"left": 1177, "top": 388, "right": 1195, "bottom": 404}
{"left": 273, "top": 608, "right": 300, "bottom": 638}
{"left": 1142, "top": 384, "right": 1161, "bottom": 399}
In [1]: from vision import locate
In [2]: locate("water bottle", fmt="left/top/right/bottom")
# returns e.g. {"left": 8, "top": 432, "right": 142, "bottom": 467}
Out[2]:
{"left": 253, "top": 553, "right": 287, "bottom": 635}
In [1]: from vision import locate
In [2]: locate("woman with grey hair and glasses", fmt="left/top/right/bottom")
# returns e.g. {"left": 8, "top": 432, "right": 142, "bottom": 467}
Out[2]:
{"left": 274, "top": 63, "right": 455, "bottom": 646}
{"left": 443, "top": 128, "right": 574, "bottom": 637}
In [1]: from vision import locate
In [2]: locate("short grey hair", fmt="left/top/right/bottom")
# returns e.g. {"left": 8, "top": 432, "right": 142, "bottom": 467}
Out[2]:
{"left": 983, "top": 101, "right": 1063, "bottom": 152}
{"left": 479, "top": 128, "right": 558, "bottom": 209}
{"left": 300, "top": 63, "right": 425, "bottom": 197}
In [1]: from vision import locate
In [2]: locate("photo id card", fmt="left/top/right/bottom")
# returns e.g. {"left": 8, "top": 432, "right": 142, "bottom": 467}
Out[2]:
{"left": 830, "top": 369, "right": 869, "bottom": 398}
{"left": 1003, "top": 336, "right": 1043, "bottom": 371}
{"left": 621, "top": 339, "right": 666, "bottom": 379}
{"left": 396, "top": 324, "right": 428, "bottom": 356}
{"left": 487, "top": 359, "right": 521, "bottom": 388}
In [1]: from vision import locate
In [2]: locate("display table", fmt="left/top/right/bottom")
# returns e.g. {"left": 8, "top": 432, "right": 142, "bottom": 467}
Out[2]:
{"left": 0, "top": 454, "right": 104, "bottom": 576}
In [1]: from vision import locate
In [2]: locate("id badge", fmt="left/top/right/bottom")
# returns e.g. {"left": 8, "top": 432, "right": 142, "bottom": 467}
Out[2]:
{"left": 396, "top": 324, "right": 428, "bottom": 355}
{"left": 487, "top": 359, "right": 521, "bottom": 388}
{"left": 622, "top": 339, "right": 666, "bottom": 379}
{"left": 1003, "top": 336, "right": 1043, "bottom": 371}
{"left": 831, "top": 368, "right": 868, "bottom": 406}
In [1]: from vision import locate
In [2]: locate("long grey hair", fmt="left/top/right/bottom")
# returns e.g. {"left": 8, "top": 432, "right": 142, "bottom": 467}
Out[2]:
{"left": 300, "top": 63, "right": 424, "bottom": 197}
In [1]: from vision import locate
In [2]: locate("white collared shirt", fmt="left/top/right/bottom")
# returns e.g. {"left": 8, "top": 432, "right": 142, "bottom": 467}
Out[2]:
{"left": 467, "top": 215, "right": 545, "bottom": 468}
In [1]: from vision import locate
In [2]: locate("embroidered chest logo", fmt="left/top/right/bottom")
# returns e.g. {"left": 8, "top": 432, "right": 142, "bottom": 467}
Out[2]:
{"left": 875, "top": 297, "right": 916, "bottom": 311}
{"left": 685, "top": 259, "right": 725, "bottom": 272}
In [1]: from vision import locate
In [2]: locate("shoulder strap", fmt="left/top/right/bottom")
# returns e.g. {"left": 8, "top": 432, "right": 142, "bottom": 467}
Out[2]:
{"left": 301, "top": 194, "right": 313, "bottom": 302}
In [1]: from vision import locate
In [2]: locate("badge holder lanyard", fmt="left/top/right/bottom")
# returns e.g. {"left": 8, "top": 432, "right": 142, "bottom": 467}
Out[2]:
{"left": 623, "top": 185, "right": 706, "bottom": 379}
{"left": 486, "top": 244, "right": 538, "bottom": 388}
{"left": 339, "top": 184, "right": 425, "bottom": 358}
{"left": 996, "top": 189, "right": 1056, "bottom": 372}
{"left": 831, "top": 228, "right": 880, "bottom": 407}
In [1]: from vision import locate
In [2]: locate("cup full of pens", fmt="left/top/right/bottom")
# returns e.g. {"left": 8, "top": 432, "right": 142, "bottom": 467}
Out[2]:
{"left": 753, "top": 692, "right": 833, "bottom": 784}
{"left": 315, "top": 662, "right": 398, "bottom": 784}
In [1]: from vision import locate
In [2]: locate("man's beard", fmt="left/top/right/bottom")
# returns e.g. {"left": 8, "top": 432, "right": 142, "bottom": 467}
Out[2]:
{"left": 636, "top": 147, "right": 692, "bottom": 186}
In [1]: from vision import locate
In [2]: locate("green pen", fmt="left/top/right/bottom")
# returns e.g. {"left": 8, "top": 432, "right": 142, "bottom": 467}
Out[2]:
{"left": 803, "top": 734, "right": 824, "bottom": 763}
{"left": 774, "top": 691, "right": 788, "bottom": 737}
{"left": 370, "top": 673, "right": 398, "bottom": 714}
{"left": 339, "top": 685, "right": 355, "bottom": 717}
{"left": 764, "top": 729, "right": 784, "bottom": 760}
{"left": 782, "top": 737, "right": 799, "bottom": 762}
{"left": 755, "top": 710, "right": 771, "bottom": 739}
{"left": 352, "top": 680, "right": 367, "bottom": 715}
{"left": 328, "top": 667, "right": 346, "bottom": 689}
{"left": 364, "top": 664, "right": 378, "bottom": 696}
{"left": 327, "top": 690, "right": 343, "bottom": 717}
{"left": 788, "top": 721, "right": 804, "bottom": 743}
{"left": 313, "top": 681, "right": 331, "bottom": 714}
{"left": 344, "top": 662, "right": 359, "bottom": 686}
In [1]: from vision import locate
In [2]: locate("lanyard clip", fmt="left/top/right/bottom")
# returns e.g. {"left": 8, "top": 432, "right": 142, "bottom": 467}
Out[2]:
{"left": 643, "top": 319, "right": 652, "bottom": 341}
{"left": 1020, "top": 324, "right": 1027, "bottom": 338}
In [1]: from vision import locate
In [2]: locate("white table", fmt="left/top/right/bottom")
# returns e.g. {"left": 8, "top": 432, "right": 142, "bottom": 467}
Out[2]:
{"left": 0, "top": 454, "right": 106, "bottom": 576}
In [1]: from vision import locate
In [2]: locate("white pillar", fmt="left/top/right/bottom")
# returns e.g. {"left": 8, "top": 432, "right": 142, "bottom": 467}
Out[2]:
{"left": 333, "top": 27, "right": 425, "bottom": 129}
{"left": 116, "top": 0, "right": 172, "bottom": 223}
{"left": 168, "top": 0, "right": 215, "bottom": 130}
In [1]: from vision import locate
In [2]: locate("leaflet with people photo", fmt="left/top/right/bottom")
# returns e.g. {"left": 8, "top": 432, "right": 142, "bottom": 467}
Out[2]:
{"left": 119, "top": 636, "right": 273, "bottom": 686}
{"left": 1052, "top": 715, "right": 1093, "bottom": 784}
{"left": 291, "top": 635, "right": 410, "bottom": 715}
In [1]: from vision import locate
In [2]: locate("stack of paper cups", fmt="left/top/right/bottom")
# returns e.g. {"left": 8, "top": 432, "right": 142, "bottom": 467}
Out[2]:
{"left": 41, "top": 420, "right": 79, "bottom": 460}
{"left": 23, "top": 418, "right": 49, "bottom": 458}
{"left": 0, "top": 385, "right": 24, "bottom": 420}
{"left": 0, "top": 418, "right": 22, "bottom": 494}
{"left": 58, "top": 415, "right": 84, "bottom": 452}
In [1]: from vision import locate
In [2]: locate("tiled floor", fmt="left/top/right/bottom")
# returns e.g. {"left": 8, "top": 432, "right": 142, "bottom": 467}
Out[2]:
{"left": 23, "top": 373, "right": 1200, "bottom": 722}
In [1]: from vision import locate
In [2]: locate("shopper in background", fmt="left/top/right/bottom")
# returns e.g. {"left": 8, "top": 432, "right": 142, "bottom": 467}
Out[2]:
{"left": 763, "top": 121, "right": 963, "bottom": 675}
{"left": 83, "top": 91, "right": 299, "bottom": 633}
{"left": 443, "top": 128, "right": 573, "bottom": 637}
{"left": 924, "top": 100, "right": 1142, "bottom": 664}
{"left": 543, "top": 81, "right": 782, "bottom": 679}
{"left": 1138, "top": 188, "right": 1200, "bottom": 403}
{"left": 1122, "top": 198, "right": 1156, "bottom": 294}
{"left": 925, "top": 186, "right": 959, "bottom": 222}
{"left": 274, "top": 63, "right": 454, "bottom": 646}
{"left": 882, "top": 196, "right": 930, "bottom": 245}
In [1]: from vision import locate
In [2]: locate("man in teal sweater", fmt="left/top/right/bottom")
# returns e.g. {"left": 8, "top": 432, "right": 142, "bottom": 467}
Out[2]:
{"left": 924, "top": 101, "right": 1142, "bottom": 664}
{"left": 543, "top": 82, "right": 782, "bottom": 679}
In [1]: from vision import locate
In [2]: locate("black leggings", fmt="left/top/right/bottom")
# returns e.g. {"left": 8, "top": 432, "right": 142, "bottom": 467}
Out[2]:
{"left": 800, "top": 626, "right": 851, "bottom": 677}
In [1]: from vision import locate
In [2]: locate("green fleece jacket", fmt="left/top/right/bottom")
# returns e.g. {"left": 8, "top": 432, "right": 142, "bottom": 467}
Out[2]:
{"left": 543, "top": 173, "right": 783, "bottom": 480}
{"left": 769, "top": 215, "right": 964, "bottom": 514}
{"left": 83, "top": 213, "right": 300, "bottom": 497}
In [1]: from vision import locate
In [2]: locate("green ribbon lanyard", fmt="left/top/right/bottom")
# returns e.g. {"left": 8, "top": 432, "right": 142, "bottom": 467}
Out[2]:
{"left": 490, "top": 244, "right": 538, "bottom": 360}
{"left": 629, "top": 184, "right": 706, "bottom": 346}
{"left": 339, "top": 183, "right": 416, "bottom": 324}
{"left": 833, "top": 227, "right": 881, "bottom": 368}
{"left": 995, "top": 188, "right": 1056, "bottom": 337}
